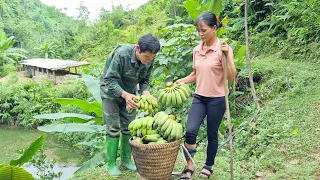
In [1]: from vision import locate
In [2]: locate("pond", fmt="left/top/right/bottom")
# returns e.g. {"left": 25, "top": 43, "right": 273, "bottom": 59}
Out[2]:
{"left": 0, "top": 125, "right": 88, "bottom": 179}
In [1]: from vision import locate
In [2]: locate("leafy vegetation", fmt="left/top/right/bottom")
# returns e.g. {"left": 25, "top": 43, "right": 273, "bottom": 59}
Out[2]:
{"left": 0, "top": 134, "right": 45, "bottom": 180}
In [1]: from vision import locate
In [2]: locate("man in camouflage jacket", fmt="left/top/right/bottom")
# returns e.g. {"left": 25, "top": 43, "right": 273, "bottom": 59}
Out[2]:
{"left": 100, "top": 33, "right": 160, "bottom": 176}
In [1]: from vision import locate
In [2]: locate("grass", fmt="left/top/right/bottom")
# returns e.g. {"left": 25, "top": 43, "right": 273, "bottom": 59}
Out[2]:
{"left": 0, "top": 126, "right": 87, "bottom": 166}
{"left": 70, "top": 55, "right": 320, "bottom": 179}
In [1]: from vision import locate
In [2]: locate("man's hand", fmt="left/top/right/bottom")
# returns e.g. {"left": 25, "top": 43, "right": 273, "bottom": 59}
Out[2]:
{"left": 142, "top": 90, "right": 158, "bottom": 102}
{"left": 121, "top": 91, "right": 139, "bottom": 110}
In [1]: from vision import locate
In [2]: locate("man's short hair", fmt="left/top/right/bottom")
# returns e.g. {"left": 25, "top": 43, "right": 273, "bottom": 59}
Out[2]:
{"left": 138, "top": 33, "right": 161, "bottom": 53}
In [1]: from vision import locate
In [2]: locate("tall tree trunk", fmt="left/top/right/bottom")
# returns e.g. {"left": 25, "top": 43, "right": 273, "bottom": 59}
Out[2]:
{"left": 244, "top": 0, "right": 260, "bottom": 110}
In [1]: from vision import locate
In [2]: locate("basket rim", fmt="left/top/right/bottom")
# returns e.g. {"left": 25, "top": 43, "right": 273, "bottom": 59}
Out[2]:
{"left": 129, "top": 138, "right": 181, "bottom": 148}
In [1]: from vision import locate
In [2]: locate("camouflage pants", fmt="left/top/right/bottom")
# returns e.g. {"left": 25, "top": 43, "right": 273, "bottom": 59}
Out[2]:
{"left": 102, "top": 97, "right": 136, "bottom": 138}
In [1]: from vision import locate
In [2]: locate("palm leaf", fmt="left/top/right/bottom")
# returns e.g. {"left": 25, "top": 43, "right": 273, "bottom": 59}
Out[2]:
{"left": 37, "top": 124, "right": 104, "bottom": 133}
{"left": 82, "top": 74, "right": 102, "bottom": 103}
{"left": 74, "top": 144, "right": 108, "bottom": 174}
{"left": 33, "top": 113, "right": 95, "bottom": 123}
{"left": 10, "top": 134, "right": 45, "bottom": 166}
{"left": 0, "top": 165, "right": 34, "bottom": 180}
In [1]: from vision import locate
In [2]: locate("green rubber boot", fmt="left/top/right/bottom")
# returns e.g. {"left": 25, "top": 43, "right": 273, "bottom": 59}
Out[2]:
{"left": 120, "top": 135, "right": 137, "bottom": 171}
{"left": 106, "top": 136, "right": 121, "bottom": 176}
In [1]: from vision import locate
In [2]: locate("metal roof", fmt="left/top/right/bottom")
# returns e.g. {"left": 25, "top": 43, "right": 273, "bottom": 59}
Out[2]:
{"left": 20, "top": 58, "right": 90, "bottom": 70}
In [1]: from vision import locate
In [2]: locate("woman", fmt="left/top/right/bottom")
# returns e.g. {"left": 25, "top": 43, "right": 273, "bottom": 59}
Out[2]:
{"left": 176, "top": 11, "right": 237, "bottom": 179}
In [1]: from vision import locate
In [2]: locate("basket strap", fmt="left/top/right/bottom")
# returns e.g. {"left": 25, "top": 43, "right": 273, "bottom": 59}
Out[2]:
{"left": 180, "top": 145, "right": 197, "bottom": 176}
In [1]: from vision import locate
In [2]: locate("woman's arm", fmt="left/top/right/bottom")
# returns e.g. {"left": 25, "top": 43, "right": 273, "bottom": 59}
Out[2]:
{"left": 222, "top": 44, "right": 237, "bottom": 82}
{"left": 176, "top": 71, "right": 196, "bottom": 84}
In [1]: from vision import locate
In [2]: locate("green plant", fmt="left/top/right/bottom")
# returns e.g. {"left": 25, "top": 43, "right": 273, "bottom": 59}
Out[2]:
{"left": 0, "top": 31, "right": 27, "bottom": 77}
{"left": 29, "top": 150, "right": 62, "bottom": 180}
{"left": 0, "top": 134, "right": 45, "bottom": 180}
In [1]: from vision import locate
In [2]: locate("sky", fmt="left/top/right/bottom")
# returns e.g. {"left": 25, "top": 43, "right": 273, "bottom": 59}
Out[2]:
{"left": 40, "top": 0, "right": 150, "bottom": 21}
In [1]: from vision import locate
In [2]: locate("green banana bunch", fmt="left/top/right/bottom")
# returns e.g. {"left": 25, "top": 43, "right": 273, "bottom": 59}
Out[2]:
{"left": 129, "top": 116, "right": 158, "bottom": 137}
{"left": 152, "top": 111, "right": 184, "bottom": 142}
{"left": 129, "top": 112, "right": 184, "bottom": 144}
{"left": 134, "top": 95, "right": 158, "bottom": 113}
{"left": 141, "top": 134, "right": 168, "bottom": 144}
{"left": 157, "top": 82, "right": 191, "bottom": 107}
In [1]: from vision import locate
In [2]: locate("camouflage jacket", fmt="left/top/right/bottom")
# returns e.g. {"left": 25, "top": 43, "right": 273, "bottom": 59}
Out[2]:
{"left": 100, "top": 44, "right": 154, "bottom": 99}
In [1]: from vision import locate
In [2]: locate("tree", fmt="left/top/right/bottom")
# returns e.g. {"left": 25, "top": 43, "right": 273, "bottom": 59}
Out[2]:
{"left": 34, "top": 42, "right": 58, "bottom": 58}
{"left": 0, "top": 31, "right": 27, "bottom": 75}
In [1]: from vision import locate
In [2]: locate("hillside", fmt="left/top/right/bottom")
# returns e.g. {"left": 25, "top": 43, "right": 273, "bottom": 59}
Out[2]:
{"left": 70, "top": 56, "right": 320, "bottom": 179}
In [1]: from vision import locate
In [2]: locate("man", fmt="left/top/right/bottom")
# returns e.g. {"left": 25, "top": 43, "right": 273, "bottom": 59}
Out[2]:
{"left": 100, "top": 33, "right": 160, "bottom": 176}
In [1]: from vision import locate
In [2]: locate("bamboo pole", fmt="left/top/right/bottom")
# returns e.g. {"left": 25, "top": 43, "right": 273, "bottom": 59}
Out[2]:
{"left": 222, "top": 52, "right": 234, "bottom": 180}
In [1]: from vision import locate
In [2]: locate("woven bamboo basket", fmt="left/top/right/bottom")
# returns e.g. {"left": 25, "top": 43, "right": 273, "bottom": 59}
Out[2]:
{"left": 129, "top": 139, "right": 181, "bottom": 180}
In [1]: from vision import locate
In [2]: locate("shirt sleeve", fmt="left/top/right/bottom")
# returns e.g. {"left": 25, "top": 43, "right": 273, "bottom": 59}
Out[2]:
{"left": 101, "top": 52, "right": 124, "bottom": 97}
{"left": 139, "top": 61, "right": 154, "bottom": 92}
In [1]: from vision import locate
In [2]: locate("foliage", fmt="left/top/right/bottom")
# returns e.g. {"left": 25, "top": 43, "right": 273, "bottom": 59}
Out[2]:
{"left": 0, "top": 134, "right": 45, "bottom": 180}
{"left": 33, "top": 42, "right": 58, "bottom": 59}
{"left": 0, "top": 31, "right": 27, "bottom": 77}
{"left": 0, "top": 79, "right": 89, "bottom": 128}
{"left": 35, "top": 74, "right": 107, "bottom": 173}
{"left": 29, "top": 150, "right": 62, "bottom": 180}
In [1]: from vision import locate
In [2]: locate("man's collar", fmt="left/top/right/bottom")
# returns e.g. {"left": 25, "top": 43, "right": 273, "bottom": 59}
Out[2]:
{"left": 131, "top": 47, "right": 138, "bottom": 64}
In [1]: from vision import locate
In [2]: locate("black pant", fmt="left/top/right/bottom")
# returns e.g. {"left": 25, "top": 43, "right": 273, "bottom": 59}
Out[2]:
{"left": 185, "top": 94, "right": 226, "bottom": 166}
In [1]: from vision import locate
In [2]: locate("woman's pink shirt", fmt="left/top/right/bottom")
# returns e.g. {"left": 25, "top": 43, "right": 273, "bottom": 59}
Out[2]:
{"left": 193, "top": 39, "right": 235, "bottom": 97}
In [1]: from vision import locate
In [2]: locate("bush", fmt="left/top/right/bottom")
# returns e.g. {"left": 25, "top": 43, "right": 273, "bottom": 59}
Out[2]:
{"left": 0, "top": 78, "right": 90, "bottom": 128}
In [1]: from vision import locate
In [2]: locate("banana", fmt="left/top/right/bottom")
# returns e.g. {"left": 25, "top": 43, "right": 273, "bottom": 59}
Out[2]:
{"left": 163, "top": 120, "right": 174, "bottom": 139}
{"left": 168, "top": 114, "right": 175, "bottom": 120}
{"left": 142, "top": 117, "right": 148, "bottom": 128}
{"left": 158, "top": 90, "right": 166, "bottom": 102}
{"left": 148, "top": 104, "right": 153, "bottom": 113}
{"left": 165, "top": 91, "right": 172, "bottom": 107}
{"left": 145, "top": 134, "right": 160, "bottom": 141}
{"left": 174, "top": 90, "right": 183, "bottom": 105}
{"left": 147, "top": 129, "right": 158, "bottom": 135}
{"left": 179, "top": 83, "right": 190, "bottom": 95}
{"left": 135, "top": 118, "right": 143, "bottom": 129}
{"left": 154, "top": 113, "right": 167, "bottom": 126}
{"left": 142, "top": 128, "right": 147, "bottom": 136}
{"left": 128, "top": 120, "right": 135, "bottom": 131}
{"left": 140, "top": 100, "right": 145, "bottom": 109}
{"left": 142, "top": 135, "right": 159, "bottom": 143}
{"left": 141, "top": 95, "right": 147, "bottom": 102}
{"left": 157, "top": 115, "right": 169, "bottom": 127}
{"left": 137, "top": 128, "right": 142, "bottom": 137}
{"left": 162, "top": 91, "right": 169, "bottom": 105}
{"left": 176, "top": 123, "right": 183, "bottom": 139}
{"left": 169, "top": 122, "right": 177, "bottom": 141}
{"left": 151, "top": 99, "right": 158, "bottom": 107}
{"left": 147, "top": 117, "right": 154, "bottom": 130}
{"left": 177, "top": 89, "right": 187, "bottom": 101}
{"left": 155, "top": 140, "right": 167, "bottom": 144}
{"left": 146, "top": 96, "right": 152, "bottom": 104}
{"left": 130, "top": 129, "right": 137, "bottom": 136}
{"left": 161, "top": 118, "right": 172, "bottom": 134}
{"left": 171, "top": 91, "right": 177, "bottom": 106}
{"left": 153, "top": 111, "right": 165, "bottom": 122}
{"left": 144, "top": 101, "right": 149, "bottom": 111}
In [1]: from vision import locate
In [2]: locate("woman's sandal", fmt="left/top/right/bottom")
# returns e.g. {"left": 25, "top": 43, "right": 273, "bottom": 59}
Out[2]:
{"left": 180, "top": 168, "right": 194, "bottom": 180}
{"left": 199, "top": 165, "right": 213, "bottom": 179}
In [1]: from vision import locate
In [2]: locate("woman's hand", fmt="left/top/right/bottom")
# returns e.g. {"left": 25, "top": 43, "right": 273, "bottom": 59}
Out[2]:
{"left": 221, "top": 41, "right": 229, "bottom": 56}
{"left": 175, "top": 79, "right": 184, "bottom": 84}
